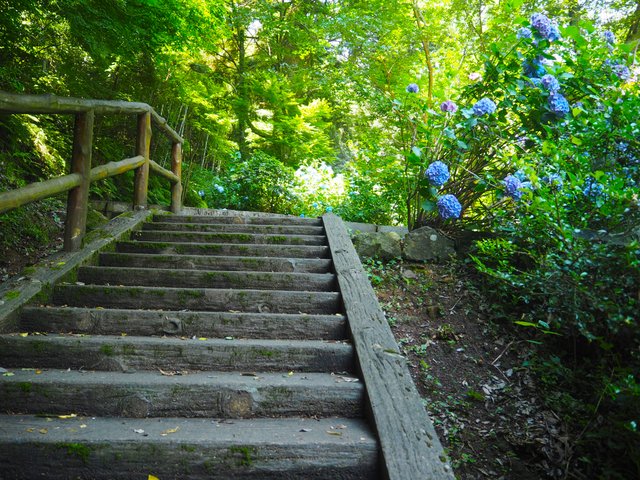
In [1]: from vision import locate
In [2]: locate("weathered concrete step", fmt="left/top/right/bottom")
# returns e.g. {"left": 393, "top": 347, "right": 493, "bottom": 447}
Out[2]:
{"left": 116, "top": 241, "right": 331, "bottom": 258}
{"left": 77, "top": 266, "right": 337, "bottom": 292}
{"left": 0, "top": 335, "right": 353, "bottom": 373}
{"left": 145, "top": 221, "right": 325, "bottom": 236}
{"left": 99, "top": 252, "right": 333, "bottom": 273}
{"left": 133, "top": 230, "right": 327, "bottom": 246}
{"left": 155, "top": 213, "right": 323, "bottom": 226}
{"left": 53, "top": 285, "right": 342, "bottom": 314}
{"left": 0, "top": 415, "right": 378, "bottom": 479}
{"left": 0, "top": 370, "right": 363, "bottom": 418}
{"left": 21, "top": 307, "right": 348, "bottom": 339}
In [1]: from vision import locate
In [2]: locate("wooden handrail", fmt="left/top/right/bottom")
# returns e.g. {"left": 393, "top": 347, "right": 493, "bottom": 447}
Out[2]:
{"left": 0, "top": 91, "right": 184, "bottom": 251}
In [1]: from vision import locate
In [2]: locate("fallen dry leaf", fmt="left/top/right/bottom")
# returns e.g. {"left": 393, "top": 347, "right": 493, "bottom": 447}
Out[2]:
{"left": 160, "top": 426, "right": 180, "bottom": 436}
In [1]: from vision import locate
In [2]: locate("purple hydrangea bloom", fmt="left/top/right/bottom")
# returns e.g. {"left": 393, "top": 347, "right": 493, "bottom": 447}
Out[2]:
{"left": 517, "top": 27, "right": 532, "bottom": 39}
{"left": 530, "top": 13, "right": 552, "bottom": 39}
{"left": 604, "top": 30, "right": 616, "bottom": 45}
{"left": 440, "top": 100, "right": 458, "bottom": 113}
{"left": 472, "top": 98, "right": 497, "bottom": 116}
{"left": 437, "top": 194, "right": 462, "bottom": 219}
{"left": 406, "top": 83, "right": 419, "bottom": 93}
{"left": 541, "top": 74, "right": 560, "bottom": 92}
{"left": 548, "top": 93, "right": 570, "bottom": 117}
{"left": 612, "top": 64, "right": 631, "bottom": 81}
{"left": 425, "top": 161, "right": 450, "bottom": 186}
{"left": 504, "top": 174, "right": 524, "bottom": 200}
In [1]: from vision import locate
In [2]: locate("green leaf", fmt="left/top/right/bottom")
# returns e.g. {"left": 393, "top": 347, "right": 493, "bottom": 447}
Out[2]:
{"left": 571, "top": 135, "right": 583, "bottom": 146}
{"left": 421, "top": 200, "right": 436, "bottom": 212}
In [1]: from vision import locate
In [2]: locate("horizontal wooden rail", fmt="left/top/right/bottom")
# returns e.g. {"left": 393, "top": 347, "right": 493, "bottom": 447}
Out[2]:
{"left": 90, "top": 156, "right": 145, "bottom": 183}
{"left": 149, "top": 160, "right": 180, "bottom": 184}
{"left": 0, "top": 156, "right": 146, "bottom": 215}
{"left": 0, "top": 91, "right": 184, "bottom": 250}
{"left": 0, "top": 91, "right": 182, "bottom": 143}
{"left": 0, "top": 174, "right": 82, "bottom": 214}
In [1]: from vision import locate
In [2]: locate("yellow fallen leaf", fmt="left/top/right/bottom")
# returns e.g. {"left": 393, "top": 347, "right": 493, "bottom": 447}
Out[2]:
{"left": 288, "top": 371, "right": 294, "bottom": 377}
{"left": 35, "top": 370, "right": 42, "bottom": 375}
{"left": 80, "top": 424, "right": 87, "bottom": 429}
{"left": 160, "top": 426, "right": 179, "bottom": 436}
{"left": 326, "top": 430, "right": 342, "bottom": 436}
{"left": 198, "top": 337, "right": 207, "bottom": 341}
{"left": 148, "top": 475, "right": 160, "bottom": 480}
{"left": 19, "top": 333, "right": 28, "bottom": 337}
{"left": 58, "top": 414, "right": 77, "bottom": 419}
{"left": 39, "top": 428, "right": 48, "bottom": 434}
{"left": 26, "top": 428, "right": 34, "bottom": 433}
{"left": 121, "top": 332, "right": 127, "bottom": 337}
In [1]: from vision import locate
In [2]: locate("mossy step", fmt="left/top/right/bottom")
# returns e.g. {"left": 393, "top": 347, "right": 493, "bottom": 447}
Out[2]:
{"left": 77, "top": 266, "right": 338, "bottom": 292}
{"left": 154, "top": 213, "right": 323, "bottom": 226}
{"left": 0, "top": 335, "right": 354, "bottom": 373}
{"left": 0, "top": 370, "right": 364, "bottom": 418}
{"left": 0, "top": 415, "right": 378, "bottom": 479}
{"left": 21, "top": 307, "right": 348, "bottom": 340}
{"left": 116, "top": 241, "right": 331, "bottom": 258}
{"left": 145, "top": 222, "right": 325, "bottom": 236}
{"left": 53, "top": 285, "right": 342, "bottom": 314}
{"left": 100, "top": 252, "right": 333, "bottom": 273}
{"left": 132, "top": 230, "right": 327, "bottom": 246}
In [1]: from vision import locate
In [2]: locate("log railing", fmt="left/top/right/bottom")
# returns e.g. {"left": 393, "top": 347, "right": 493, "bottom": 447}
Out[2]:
{"left": 0, "top": 92, "right": 183, "bottom": 251}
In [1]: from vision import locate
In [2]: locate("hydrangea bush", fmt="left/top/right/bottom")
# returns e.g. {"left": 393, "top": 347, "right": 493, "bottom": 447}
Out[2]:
{"left": 401, "top": 12, "right": 639, "bottom": 477}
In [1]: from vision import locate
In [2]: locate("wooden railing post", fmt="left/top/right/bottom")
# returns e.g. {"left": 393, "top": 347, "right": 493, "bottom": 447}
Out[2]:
{"left": 133, "top": 111, "right": 151, "bottom": 209}
{"left": 63, "top": 110, "right": 94, "bottom": 251}
{"left": 171, "top": 142, "right": 183, "bottom": 214}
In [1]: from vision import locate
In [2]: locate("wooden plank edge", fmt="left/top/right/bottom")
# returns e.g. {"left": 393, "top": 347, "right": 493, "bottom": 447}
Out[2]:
{"left": 149, "top": 159, "right": 180, "bottom": 184}
{"left": 323, "top": 212, "right": 455, "bottom": 480}
{"left": 0, "top": 209, "right": 154, "bottom": 332}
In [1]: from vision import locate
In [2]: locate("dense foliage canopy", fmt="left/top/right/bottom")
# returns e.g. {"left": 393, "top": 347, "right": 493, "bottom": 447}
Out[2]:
{"left": 1, "top": 1, "right": 639, "bottom": 478}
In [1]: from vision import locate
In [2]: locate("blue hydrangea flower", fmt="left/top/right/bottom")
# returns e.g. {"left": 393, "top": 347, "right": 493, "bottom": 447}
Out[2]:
{"left": 523, "top": 58, "right": 546, "bottom": 78}
{"left": 612, "top": 64, "right": 631, "bottom": 81}
{"left": 547, "top": 23, "right": 561, "bottom": 42}
{"left": 300, "top": 213, "right": 306, "bottom": 218}
{"left": 425, "top": 161, "right": 450, "bottom": 186}
{"left": 198, "top": 190, "right": 205, "bottom": 197}
{"left": 214, "top": 184, "right": 224, "bottom": 193}
{"left": 530, "top": 13, "right": 552, "bottom": 39}
{"left": 325, "top": 206, "right": 333, "bottom": 213}
{"left": 504, "top": 174, "right": 524, "bottom": 200}
{"left": 583, "top": 177, "right": 604, "bottom": 199}
{"left": 440, "top": 100, "right": 458, "bottom": 113}
{"left": 406, "top": 83, "right": 419, "bottom": 93}
{"left": 517, "top": 27, "right": 532, "bottom": 39}
{"left": 541, "top": 74, "right": 560, "bottom": 92}
{"left": 542, "top": 173, "right": 564, "bottom": 191}
{"left": 472, "top": 98, "right": 497, "bottom": 116}
{"left": 604, "top": 30, "right": 616, "bottom": 45}
{"left": 312, "top": 202, "right": 318, "bottom": 208}
{"left": 437, "top": 194, "right": 462, "bottom": 219}
{"left": 548, "top": 93, "right": 570, "bottom": 117}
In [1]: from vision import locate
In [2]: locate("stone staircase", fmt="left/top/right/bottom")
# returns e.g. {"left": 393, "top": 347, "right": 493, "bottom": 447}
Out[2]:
{"left": 0, "top": 212, "right": 379, "bottom": 479}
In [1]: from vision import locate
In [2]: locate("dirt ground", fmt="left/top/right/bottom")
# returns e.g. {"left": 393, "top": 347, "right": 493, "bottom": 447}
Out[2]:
{"left": 367, "top": 259, "right": 569, "bottom": 479}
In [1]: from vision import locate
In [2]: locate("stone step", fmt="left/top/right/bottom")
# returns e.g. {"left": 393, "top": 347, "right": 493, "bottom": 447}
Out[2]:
{"left": 0, "top": 415, "right": 378, "bottom": 479}
{"left": 53, "top": 285, "right": 342, "bottom": 314}
{"left": 116, "top": 240, "right": 331, "bottom": 258}
{"left": 99, "top": 252, "right": 333, "bottom": 273}
{"left": 0, "top": 335, "right": 354, "bottom": 373}
{"left": 155, "top": 213, "right": 323, "bottom": 226}
{"left": 77, "top": 266, "right": 337, "bottom": 292}
{"left": 132, "top": 230, "right": 327, "bottom": 246}
{"left": 145, "top": 222, "right": 325, "bottom": 236}
{"left": 0, "top": 369, "right": 363, "bottom": 418}
{"left": 21, "top": 307, "right": 348, "bottom": 340}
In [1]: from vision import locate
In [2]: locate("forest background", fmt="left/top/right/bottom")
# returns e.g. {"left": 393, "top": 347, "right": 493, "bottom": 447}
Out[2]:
{"left": 1, "top": 0, "right": 639, "bottom": 478}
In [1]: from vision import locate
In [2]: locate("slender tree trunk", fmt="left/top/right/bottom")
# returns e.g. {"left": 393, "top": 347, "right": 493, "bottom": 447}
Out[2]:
{"left": 412, "top": 1, "right": 434, "bottom": 103}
